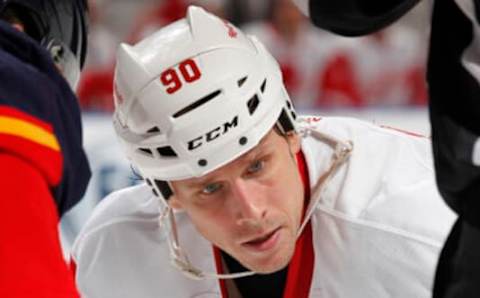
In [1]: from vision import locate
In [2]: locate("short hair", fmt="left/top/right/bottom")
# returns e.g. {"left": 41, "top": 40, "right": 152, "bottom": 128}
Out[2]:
{"left": 0, "top": 6, "right": 21, "bottom": 24}
{"left": 0, "top": 4, "right": 41, "bottom": 41}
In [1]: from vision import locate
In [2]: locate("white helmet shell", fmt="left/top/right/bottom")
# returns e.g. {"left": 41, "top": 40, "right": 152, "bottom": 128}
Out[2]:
{"left": 113, "top": 6, "right": 296, "bottom": 189}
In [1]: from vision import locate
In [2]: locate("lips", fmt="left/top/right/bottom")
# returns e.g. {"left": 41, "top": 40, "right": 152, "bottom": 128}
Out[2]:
{"left": 242, "top": 227, "right": 281, "bottom": 252}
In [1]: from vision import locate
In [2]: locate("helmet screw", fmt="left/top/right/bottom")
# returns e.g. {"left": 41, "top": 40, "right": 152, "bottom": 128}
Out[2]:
{"left": 239, "top": 136, "right": 248, "bottom": 145}
{"left": 198, "top": 159, "right": 208, "bottom": 167}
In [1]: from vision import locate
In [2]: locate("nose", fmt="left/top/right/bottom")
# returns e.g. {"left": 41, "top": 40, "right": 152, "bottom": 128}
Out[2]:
{"left": 229, "top": 178, "right": 267, "bottom": 225}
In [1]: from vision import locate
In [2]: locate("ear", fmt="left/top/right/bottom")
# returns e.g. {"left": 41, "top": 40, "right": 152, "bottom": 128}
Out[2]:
{"left": 11, "top": 22, "right": 24, "bottom": 32}
{"left": 285, "top": 132, "right": 301, "bottom": 155}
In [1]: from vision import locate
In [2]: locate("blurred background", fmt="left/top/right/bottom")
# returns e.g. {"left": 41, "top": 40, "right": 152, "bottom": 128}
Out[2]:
{"left": 62, "top": 0, "right": 433, "bottom": 254}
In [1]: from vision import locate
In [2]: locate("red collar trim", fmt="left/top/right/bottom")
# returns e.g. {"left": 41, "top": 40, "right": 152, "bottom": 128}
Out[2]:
{"left": 282, "top": 150, "right": 314, "bottom": 298}
{"left": 213, "top": 247, "right": 228, "bottom": 298}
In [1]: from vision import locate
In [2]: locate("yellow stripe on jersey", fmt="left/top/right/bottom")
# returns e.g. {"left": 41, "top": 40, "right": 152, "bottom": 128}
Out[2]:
{"left": 0, "top": 116, "right": 60, "bottom": 151}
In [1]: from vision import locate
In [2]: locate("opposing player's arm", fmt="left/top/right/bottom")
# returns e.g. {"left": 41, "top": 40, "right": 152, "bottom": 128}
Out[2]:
{"left": 0, "top": 154, "right": 80, "bottom": 297}
{"left": 292, "top": 0, "right": 420, "bottom": 36}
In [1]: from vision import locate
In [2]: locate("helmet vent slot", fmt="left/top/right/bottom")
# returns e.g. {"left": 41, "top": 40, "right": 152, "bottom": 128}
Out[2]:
{"left": 147, "top": 126, "right": 161, "bottom": 133}
{"left": 286, "top": 100, "right": 292, "bottom": 109}
{"left": 157, "top": 146, "right": 178, "bottom": 157}
{"left": 173, "top": 90, "right": 222, "bottom": 118}
{"left": 247, "top": 94, "right": 260, "bottom": 115}
{"left": 237, "top": 76, "right": 248, "bottom": 87}
{"left": 260, "top": 79, "right": 267, "bottom": 93}
{"left": 154, "top": 180, "right": 173, "bottom": 199}
{"left": 277, "top": 109, "right": 295, "bottom": 133}
{"left": 138, "top": 148, "right": 153, "bottom": 156}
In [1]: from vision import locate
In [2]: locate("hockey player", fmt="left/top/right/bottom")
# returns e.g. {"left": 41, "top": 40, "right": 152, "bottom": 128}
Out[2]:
{"left": 291, "top": 0, "right": 480, "bottom": 296}
{"left": 0, "top": 0, "right": 90, "bottom": 296}
{"left": 72, "top": 6, "right": 456, "bottom": 298}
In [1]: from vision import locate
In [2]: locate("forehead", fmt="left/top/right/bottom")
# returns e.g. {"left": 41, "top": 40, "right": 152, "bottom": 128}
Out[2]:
{"left": 178, "top": 129, "right": 281, "bottom": 185}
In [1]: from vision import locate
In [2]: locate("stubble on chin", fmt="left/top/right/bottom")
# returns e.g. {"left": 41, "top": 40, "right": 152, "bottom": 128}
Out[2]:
{"left": 236, "top": 229, "right": 297, "bottom": 274}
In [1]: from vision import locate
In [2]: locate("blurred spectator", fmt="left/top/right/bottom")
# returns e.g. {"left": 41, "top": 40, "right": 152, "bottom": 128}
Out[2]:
{"left": 243, "top": 0, "right": 330, "bottom": 109}
{"left": 243, "top": 0, "right": 427, "bottom": 109}
{"left": 78, "top": 0, "right": 234, "bottom": 112}
{"left": 77, "top": 68, "right": 115, "bottom": 112}
{"left": 316, "top": 39, "right": 363, "bottom": 107}
{"left": 128, "top": 0, "right": 230, "bottom": 44}
{"left": 127, "top": 0, "right": 188, "bottom": 43}
{"left": 83, "top": 0, "right": 118, "bottom": 69}
{"left": 76, "top": 0, "right": 428, "bottom": 112}
{"left": 77, "top": 0, "right": 118, "bottom": 112}
{"left": 230, "top": 0, "right": 270, "bottom": 23}
{"left": 192, "top": 0, "right": 227, "bottom": 17}
{"left": 317, "top": 26, "right": 428, "bottom": 107}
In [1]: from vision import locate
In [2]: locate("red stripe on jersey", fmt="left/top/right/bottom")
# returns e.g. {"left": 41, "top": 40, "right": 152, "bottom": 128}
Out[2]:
{"left": 0, "top": 154, "right": 79, "bottom": 297}
{"left": 283, "top": 222, "right": 314, "bottom": 298}
{"left": 380, "top": 125, "right": 426, "bottom": 138}
{"left": 213, "top": 246, "right": 229, "bottom": 298}
{"left": 282, "top": 151, "right": 314, "bottom": 298}
{"left": 70, "top": 258, "right": 78, "bottom": 278}
{"left": 0, "top": 105, "right": 54, "bottom": 132}
{"left": 0, "top": 133, "right": 62, "bottom": 186}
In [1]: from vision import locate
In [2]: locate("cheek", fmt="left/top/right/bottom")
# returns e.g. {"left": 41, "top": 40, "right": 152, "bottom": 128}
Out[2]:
{"left": 270, "top": 165, "right": 304, "bottom": 220}
{"left": 185, "top": 208, "right": 233, "bottom": 245}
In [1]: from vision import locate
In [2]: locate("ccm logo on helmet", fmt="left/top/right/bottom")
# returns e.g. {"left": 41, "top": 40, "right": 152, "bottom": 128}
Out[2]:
{"left": 188, "top": 116, "right": 239, "bottom": 150}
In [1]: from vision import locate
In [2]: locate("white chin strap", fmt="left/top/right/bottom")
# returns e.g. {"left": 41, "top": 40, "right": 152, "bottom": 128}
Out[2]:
{"left": 160, "top": 207, "right": 256, "bottom": 280}
{"left": 158, "top": 127, "right": 353, "bottom": 280}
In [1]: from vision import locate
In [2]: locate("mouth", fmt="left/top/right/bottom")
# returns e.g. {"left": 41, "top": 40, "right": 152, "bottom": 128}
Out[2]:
{"left": 241, "top": 227, "right": 282, "bottom": 252}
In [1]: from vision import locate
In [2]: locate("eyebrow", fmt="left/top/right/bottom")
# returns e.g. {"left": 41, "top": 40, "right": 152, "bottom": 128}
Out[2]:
{"left": 183, "top": 132, "right": 276, "bottom": 188}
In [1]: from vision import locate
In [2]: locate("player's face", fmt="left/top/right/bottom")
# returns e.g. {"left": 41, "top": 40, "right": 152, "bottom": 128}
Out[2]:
{"left": 170, "top": 129, "right": 304, "bottom": 274}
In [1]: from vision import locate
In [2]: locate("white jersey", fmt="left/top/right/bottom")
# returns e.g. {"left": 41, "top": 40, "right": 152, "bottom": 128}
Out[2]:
{"left": 72, "top": 116, "right": 456, "bottom": 298}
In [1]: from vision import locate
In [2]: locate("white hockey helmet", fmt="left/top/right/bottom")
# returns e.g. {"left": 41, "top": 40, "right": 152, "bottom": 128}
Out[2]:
{"left": 113, "top": 6, "right": 296, "bottom": 199}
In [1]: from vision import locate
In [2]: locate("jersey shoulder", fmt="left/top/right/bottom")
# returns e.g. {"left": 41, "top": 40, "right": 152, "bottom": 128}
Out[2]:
{"left": 75, "top": 183, "right": 159, "bottom": 241}
{"left": 75, "top": 184, "right": 162, "bottom": 249}
{"left": 298, "top": 115, "right": 428, "bottom": 141}
{"left": 0, "top": 48, "right": 64, "bottom": 185}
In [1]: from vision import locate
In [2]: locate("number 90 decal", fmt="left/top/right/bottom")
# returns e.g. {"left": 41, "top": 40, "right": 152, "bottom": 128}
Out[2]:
{"left": 160, "top": 58, "right": 202, "bottom": 94}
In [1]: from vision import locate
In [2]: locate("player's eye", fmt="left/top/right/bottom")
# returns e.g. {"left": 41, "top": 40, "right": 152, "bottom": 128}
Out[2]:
{"left": 247, "top": 159, "right": 264, "bottom": 174}
{"left": 202, "top": 182, "right": 223, "bottom": 195}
